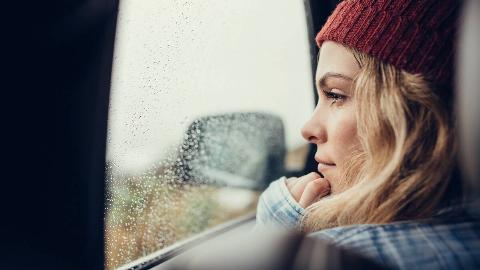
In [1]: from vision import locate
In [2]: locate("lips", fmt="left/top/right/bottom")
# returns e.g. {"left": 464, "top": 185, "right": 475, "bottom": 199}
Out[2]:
{"left": 315, "top": 155, "right": 335, "bottom": 175}
{"left": 314, "top": 155, "right": 335, "bottom": 166}
{"left": 317, "top": 162, "right": 335, "bottom": 172}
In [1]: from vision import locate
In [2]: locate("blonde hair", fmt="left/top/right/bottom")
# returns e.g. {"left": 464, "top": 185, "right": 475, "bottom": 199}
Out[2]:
{"left": 302, "top": 48, "right": 461, "bottom": 231}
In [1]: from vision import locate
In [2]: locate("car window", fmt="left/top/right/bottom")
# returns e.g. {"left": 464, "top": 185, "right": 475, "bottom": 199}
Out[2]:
{"left": 105, "top": 0, "right": 314, "bottom": 269}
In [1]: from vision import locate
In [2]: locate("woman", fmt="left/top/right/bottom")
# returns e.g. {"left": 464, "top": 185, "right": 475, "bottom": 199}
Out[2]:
{"left": 257, "top": 0, "right": 479, "bottom": 269}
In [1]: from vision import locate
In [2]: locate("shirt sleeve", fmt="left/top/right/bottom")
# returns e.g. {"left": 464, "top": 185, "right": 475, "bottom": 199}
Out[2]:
{"left": 254, "top": 176, "right": 306, "bottom": 230}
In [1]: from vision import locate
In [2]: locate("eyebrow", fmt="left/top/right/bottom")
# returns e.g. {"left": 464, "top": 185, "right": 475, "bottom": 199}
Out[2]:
{"left": 317, "top": 72, "right": 353, "bottom": 90}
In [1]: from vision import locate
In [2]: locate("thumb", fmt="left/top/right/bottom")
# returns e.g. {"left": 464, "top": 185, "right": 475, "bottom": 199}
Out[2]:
{"left": 298, "top": 178, "right": 331, "bottom": 208}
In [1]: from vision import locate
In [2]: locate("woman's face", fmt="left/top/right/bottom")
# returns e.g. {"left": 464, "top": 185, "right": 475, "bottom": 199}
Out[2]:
{"left": 301, "top": 41, "right": 361, "bottom": 194}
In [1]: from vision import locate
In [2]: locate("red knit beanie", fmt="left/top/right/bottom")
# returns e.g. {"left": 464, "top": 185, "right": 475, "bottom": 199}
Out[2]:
{"left": 316, "top": 0, "right": 460, "bottom": 88}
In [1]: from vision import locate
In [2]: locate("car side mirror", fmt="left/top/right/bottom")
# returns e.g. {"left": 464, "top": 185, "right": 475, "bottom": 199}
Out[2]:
{"left": 175, "top": 112, "right": 286, "bottom": 190}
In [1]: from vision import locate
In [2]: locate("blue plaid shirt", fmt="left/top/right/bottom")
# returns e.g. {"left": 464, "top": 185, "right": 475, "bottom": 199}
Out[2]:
{"left": 256, "top": 177, "right": 480, "bottom": 270}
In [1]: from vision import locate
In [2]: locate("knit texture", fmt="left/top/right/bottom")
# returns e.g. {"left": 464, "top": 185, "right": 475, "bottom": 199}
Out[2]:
{"left": 316, "top": 0, "right": 460, "bottom": 87}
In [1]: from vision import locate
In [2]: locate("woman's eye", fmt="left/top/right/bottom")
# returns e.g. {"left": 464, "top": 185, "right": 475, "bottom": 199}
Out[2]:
{"left": 322, "top": 89, "right": 346, "bottom": 104}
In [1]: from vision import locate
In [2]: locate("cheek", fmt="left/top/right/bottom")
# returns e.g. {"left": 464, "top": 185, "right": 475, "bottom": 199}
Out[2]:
{"left": 329, "top": 108, "right": 359, "bottom": 190}
{"left": 333, "top": 114, "right": 358, "bottom": 156}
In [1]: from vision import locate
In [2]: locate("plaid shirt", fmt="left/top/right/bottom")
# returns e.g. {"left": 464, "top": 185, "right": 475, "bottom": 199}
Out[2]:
{"left": 256, "top": 177, "right": 480, "bottom": 270}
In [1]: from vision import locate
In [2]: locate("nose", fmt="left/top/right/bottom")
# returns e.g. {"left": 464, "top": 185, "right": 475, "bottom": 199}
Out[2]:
{"left": 301, "top": 106, "right": 328, "bottom": 144}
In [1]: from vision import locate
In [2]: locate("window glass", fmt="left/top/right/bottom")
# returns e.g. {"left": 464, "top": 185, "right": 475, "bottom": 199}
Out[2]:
{"left": 105, "top": 0, "right": 314, "bottom": 269}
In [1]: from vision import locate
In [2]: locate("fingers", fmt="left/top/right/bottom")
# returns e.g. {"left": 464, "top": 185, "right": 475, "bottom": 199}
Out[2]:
{"left": 285, "top": 177, "right": 298, "bottom": 190}
{"left": 285, "top": 172, "right": 331, "bottom": 208}
{"left": 290, "top": 172, "right": 322, "bottom": 201}
{"left": 298, "top": 178, "right": 331, "bottom": 208}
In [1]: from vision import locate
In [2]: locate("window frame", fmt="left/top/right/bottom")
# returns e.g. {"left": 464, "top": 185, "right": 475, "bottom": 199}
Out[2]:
{"left": 105, "top": 1, "right": 339, "bottom": 269}
{"left": 117, "top": 213, "right": 256, "bottom": 270}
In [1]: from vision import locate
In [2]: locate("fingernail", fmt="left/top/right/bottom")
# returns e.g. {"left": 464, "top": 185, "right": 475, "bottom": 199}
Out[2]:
{"left": 314, "top": 178, "right": 325, "bottom": 183}
{"left": 314, "top": 178, "right": 330, "bottom": 188}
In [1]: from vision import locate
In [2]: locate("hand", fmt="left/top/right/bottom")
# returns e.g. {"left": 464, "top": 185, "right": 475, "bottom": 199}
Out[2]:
{"left": 285, "top": 172, "right": 331, "bottom": 208}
